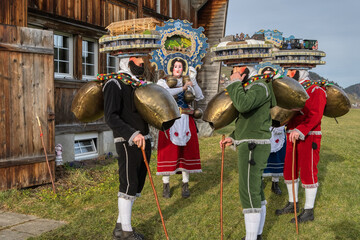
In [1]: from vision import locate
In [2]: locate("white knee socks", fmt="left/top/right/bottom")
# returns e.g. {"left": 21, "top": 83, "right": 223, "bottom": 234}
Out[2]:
{"left": 258, "top": 201, "right": 266, "bottom": 235}
{"left": 304, "top": 187, "right": 317, "bottom": 209}
{"left": 117, "top": 197, "right": 133, "bottom": 232}
{"left": 162, "top": 175, "right": 170, "bottom": 184}
{"left": 244, "top": 212, "right": 261, "bottom": 240}
{"left": 286, "top": 181, "right": 299, "bottom": 202}
{"left": 162, "top": 172, "right": 189, "bottom": 184}
{"left": 182, "top": 171, "right": 189, "bottom": 183}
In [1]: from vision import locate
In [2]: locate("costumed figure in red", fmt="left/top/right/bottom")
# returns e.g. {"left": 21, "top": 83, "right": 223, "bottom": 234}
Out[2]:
{"left": 156, "top": 58, "right": 204, "bottom": 198}
{"left": 275, "top": 69, "right": 327, "bottom": 223}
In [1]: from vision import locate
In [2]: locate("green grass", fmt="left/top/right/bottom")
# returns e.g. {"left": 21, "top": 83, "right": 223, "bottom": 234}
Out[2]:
{"left": 1, "top": 109, "right": 360, "bottom": 239}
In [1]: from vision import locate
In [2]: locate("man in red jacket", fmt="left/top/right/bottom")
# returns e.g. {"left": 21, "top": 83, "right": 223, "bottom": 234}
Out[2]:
{"left": 275, "top": 70, "right": 327, "bottom": 223}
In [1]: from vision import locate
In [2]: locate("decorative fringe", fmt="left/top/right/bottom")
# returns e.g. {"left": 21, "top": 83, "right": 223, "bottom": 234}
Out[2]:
{"left": 156, "top": 169, "right": 202, "bottom": 176}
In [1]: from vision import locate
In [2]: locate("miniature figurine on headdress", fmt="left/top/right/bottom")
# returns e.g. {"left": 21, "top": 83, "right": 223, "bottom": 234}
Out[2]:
{"left": 151, "top": 19, "right": 208, "bottom": 199}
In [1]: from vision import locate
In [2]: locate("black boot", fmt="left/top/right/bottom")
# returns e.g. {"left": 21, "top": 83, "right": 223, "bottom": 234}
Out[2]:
{"left": 241, "top": 235, "right": 262, "bottom": 240}
{"left": 275, "top": 201, "right": 299, "bottom": 215}
{"left": 291, "top": 208, "right": 314, "bottom": 223}
{"left": 163, "top": 183, "right": 170, "bottom": 198}
{"left": 112, "top": 223, "right": 122, "bottom": 239}
{"left": 182, "top": 182, "right": 190, "bottom": 198}
{"left": 271, "top": 181, "right": 282, "bottom": 195}
{"left": 117, "top": 230, "right": 144, "bottom": 240}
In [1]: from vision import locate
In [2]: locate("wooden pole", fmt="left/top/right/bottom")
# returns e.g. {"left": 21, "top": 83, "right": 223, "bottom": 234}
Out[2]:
{"left": 220, "top": 135, "right": 225, "bottom": 240}
{"left": 292, "top": 140, "right": 299, "bottom": 234}
{"left": 141, "top": 147, "right": 169, "bottom": 240}
{"left": 36, "top": 116, "right": 56, "bottom": 194}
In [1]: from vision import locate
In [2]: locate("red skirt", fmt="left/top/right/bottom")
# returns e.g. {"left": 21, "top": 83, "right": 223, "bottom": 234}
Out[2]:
{"left": 156, "top": 117, "right": 202, "bottom": 175}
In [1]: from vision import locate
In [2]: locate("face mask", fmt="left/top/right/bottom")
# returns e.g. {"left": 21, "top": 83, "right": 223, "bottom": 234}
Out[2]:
{"left": 129, "top": 60, "right": 144, "bottom": 76}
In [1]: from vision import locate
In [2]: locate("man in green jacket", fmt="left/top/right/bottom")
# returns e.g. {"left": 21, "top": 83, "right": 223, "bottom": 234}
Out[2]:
{"left": 220, "top": 66, "right": 276, "bottom": 240}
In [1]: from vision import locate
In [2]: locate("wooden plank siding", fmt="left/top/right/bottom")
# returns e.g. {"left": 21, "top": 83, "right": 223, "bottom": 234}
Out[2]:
{"left": 0, "top": 0, "right": 28, "bottom": 27}
{"left": 196, "top": 0, "right": 228, "bottom": 111}
{"left": 0, "top": 25, "right": 55, "bottom": 190}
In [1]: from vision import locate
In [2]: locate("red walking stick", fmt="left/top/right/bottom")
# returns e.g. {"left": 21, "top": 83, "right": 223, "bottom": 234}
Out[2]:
{"left": 141, "top": 146, "right": 169, "bottom": 240}
{"left": 220, "top": 135, "right": 225, "bottom": 240}
{"left": 36, "top": 116, "right": 56, "bottom": 194}
{"left": 292, "top": 140, "right": 299, "bottom": 234}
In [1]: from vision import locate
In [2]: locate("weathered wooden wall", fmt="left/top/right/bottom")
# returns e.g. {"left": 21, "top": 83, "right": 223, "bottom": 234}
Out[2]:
{"left": 0, "top": 24, "right": 55, "bottom": 190}
{"left": 196, "top": 0, "right": 228, "bottom": 110}
{"left": 0, "top": 0, "right": 28, "bottom": 27}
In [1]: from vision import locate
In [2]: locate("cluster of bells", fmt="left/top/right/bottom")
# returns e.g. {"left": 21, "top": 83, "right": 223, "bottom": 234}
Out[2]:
{"left": 165, "top": 75, "right": 203, "bottom": 119}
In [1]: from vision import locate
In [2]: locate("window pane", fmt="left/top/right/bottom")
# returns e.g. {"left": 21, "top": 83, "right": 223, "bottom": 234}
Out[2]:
{"left": 54, "top": 48, "right": 58, "bottom": 59}
{"left": 54, "top": 61, "right": 58, "bottom": 72}
{"left": 74, "top": 148, "right": 82, "bottom": 154}
{"left": 87, "top": 42, "right": 94, "bottom": 52}
{"left": 82, "top": 64, "right": 86, "bottom": 75}
{"left": 59, "top": 62, "right": 69, "bottom": 73}
{"left": 85, "top": 146, "right": 94, "bottom": 152}
{"left": 59, "top": 49, "right": 69, "bottom": 61}
{"left": 87, "top": 53, "right": 94, "bottom": 64}
{"left": 86, "top": 65, "right": 94, "bottom": 76}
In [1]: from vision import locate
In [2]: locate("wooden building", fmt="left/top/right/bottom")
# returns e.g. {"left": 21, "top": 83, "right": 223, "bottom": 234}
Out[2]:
{"left": 0, "top": 0, "right": 228, "bottom": 190}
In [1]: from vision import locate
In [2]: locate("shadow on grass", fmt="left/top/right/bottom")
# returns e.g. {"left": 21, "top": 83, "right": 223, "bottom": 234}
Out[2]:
{"left": 330, "top": 220, "right": 360, "bottom": 239}
{"left": 136, "top": 151, "right": 237, "bottom": 239}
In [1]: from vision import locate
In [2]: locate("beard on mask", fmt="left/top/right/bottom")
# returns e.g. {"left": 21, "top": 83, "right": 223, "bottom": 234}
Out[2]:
{"left": 129, "top": 60, "right": 145, "bottom": 76}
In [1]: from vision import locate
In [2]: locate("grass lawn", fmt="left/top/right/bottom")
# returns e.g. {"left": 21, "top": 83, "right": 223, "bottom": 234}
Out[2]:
{"left": 1, "top": 109, "right": 359, "bottom": 240}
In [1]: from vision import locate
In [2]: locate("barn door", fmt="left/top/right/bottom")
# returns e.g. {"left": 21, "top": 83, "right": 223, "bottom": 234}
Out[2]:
{"left": 0, "top": 24, "right": 55, "bottom": 190}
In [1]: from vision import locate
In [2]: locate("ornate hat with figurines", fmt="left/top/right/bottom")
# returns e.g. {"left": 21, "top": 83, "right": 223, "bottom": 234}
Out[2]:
{"left": 99, "top": 18, "right": 162, "bottom": 58}
{"left": 210, "top": 33, "right": 273, "bottom": 66}
{"left": 254, "top": 29, "right": 326, "bottom": 69}
{"left": 150, "top": 19, "right": 208, "bottom": 75}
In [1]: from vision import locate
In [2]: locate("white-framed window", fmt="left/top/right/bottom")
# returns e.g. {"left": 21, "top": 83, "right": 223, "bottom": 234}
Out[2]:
{"left": 169, "top": 0, "right": 172, "bottom": 17}
{"left": 82, "top": 38, "right": 98, "bottom": 80}
{"left": 54, "top": 33, "right": 74, "bottom": 78}
{"left": 156, "top": 0, "right": 161, "bottom": 13}
{"left": 106, "top": 54, "right": 119, "bottom": 73}
{"left": 74, "top": 132, "right": 98, "bottom": 161}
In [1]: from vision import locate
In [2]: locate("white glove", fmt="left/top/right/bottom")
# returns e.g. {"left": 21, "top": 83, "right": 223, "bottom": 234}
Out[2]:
{"left": 189, "top": 66, "right": 197, "bottom": 84}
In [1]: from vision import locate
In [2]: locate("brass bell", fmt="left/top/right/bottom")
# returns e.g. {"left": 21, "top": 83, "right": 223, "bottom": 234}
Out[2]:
{"left": 193, "top": 108, "right": 203, "bottom": 119}
{"left": 166, "top": 75, "right": 178, "bottom": 88}
{"left": 71, "top": 81, "right": 104, "bottom": 123}
{"left": 182, "top": 75, "right": 191, "bottom": 85}
{"left": 184, "top": 90, "right": 195, "bottom": 103}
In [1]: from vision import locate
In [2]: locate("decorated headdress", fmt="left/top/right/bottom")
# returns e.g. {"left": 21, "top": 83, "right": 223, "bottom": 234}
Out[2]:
{"left": 150, "top": 19, "right": 208, "bottom": 75}
{"left": 99, "top": 18, "right": 162, "bottom": 58}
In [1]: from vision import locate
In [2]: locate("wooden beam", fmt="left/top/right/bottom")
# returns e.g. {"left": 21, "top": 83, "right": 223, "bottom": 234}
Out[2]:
{"left": 137, "top": 0, "right": 143, "bottom": 17}
{"left": 0, "top": 155, "right": 55, "bottom": 168}
{"left": 0, "top": 42, "right": 53, "bottom": 55}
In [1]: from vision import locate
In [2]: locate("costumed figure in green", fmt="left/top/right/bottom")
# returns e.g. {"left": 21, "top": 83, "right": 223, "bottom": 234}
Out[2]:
{"left": 220, "top": 66, "right": 276, "bottom": 240}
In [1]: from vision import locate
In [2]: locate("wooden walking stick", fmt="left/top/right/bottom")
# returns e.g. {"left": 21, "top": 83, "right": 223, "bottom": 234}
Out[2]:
{"left": 220, "top": 135, "right": 225, "bottom": 240}
{"left": 141, "top": 146, "right": 169, "bottom": 240}
{"left": 36, "top": 116, "right": 56, "bottom": 194}
{"left": 292, "top": 140, "right": 299, "bottom": 234}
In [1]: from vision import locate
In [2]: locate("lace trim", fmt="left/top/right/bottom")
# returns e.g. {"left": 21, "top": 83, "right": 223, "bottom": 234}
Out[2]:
{"left": 243, "top": 208, "right": 262, "bottom": 214}
{"left": 233, "top": 139, "right": 271, "bottom": 146}
{"left": 118, "top": 192, "right": 136, "bottom": 201}
{"left": 302, "top": 183, "right": 319, "bottom": 188}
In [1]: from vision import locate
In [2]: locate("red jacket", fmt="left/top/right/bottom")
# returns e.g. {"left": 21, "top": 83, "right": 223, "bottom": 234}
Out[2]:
{"left": 287, "top": 84, "right": 327, "bottom": 139}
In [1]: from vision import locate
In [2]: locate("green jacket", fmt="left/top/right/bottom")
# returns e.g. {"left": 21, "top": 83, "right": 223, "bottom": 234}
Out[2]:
{"left": 226, "top": 79, "right": 276, "bottom": 141}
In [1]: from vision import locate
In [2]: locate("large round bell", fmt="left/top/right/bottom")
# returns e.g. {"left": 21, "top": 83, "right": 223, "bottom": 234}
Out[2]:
{"left": 324, "top": 84, "right": 351, "bottom": 118}
{"left": 166, "top": 75, "right": 178, "bottom": 88}
{"left": 272, "top": 76, "right": 309, "bottom": 110}
{"left": 203, "top": 90, "right": 238, "bottom": 130}
{"left": 271, "top": 106, "right": 297, "bottom": 127}
{"left": 184, "top": 90, "right": 195, "bottom": 103}
{"left": 71, "top": 81, "right": 104, "bottom": 123}
{"left": 182, "top": 75, "right": 191, "bottom": 85}
{"left": 134, "top": 83, "right": 181, "bottom": 131}
{"left": 193, "top": 108, "right": 203, "bottom": 119}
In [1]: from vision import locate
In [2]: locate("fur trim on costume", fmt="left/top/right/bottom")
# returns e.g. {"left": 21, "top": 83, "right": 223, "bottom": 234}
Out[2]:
{"left": 156, "top": 169, "right": 202, "bottom": 176}
{"left": 243, "top": 208, "right": 262, "bottom": 214}
{"left": 284, "top": 178, "right": 300, "bottom": 185}
{"left": 234, "top": 139, "right": 271, "bottom": 146}
{"left": 302, "top": 182, "right": 319, "bottom": 188}
{"left": 118, "top": 192, "right": 137, "bottom": 201}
